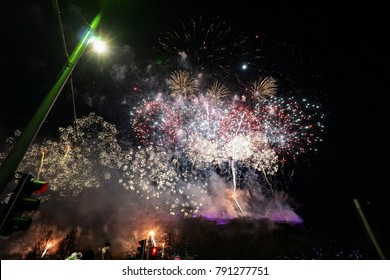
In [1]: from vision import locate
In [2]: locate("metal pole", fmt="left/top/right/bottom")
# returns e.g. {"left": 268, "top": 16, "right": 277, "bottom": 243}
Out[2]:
{"left": 147, "top": 236, "right": 152, "bottom": 260}
{"left": 353, "top": 198, "right": 386, "bottom": 259}
{"left": 0, "top": 12, "right": 102, "bottom": 195}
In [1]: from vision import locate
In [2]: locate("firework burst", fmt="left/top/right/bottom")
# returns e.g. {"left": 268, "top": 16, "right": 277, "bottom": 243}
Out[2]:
{"left": 206, "top": 81, "right": 230, "bottom": 103}
{"left": 248, "top": 76, "right": 278, "bottom": 102}
{"left": 168, "top": 70, "right": 198, "bottom": 99}
{"left": 255, "top": 96, "right": 325, "bottom": 161}
{"left": 155, "top": 16, "right": 262, "bottom": 87}
{"left": 1, "top": 113, "right": 132, "bottom": 197}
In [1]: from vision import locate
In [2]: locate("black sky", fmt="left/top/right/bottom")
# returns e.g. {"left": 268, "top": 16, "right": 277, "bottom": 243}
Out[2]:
{"left": 1, "top": 1, "right": 389, "bottom": 258}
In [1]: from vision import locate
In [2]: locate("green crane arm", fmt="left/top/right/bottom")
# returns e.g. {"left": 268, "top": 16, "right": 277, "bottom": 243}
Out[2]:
{"left": 0, "top": 12, "right": 102, "bottom": 195}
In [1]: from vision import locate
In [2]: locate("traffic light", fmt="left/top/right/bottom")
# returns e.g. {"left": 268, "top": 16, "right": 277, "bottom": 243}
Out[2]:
{"left": 136, "top": 239, "right": 146, "bottom": 259}
{"left": 0, "top": 173, "right": 48, "bottom": 239}
{"left": 150, "top": 246, "right": 158, "bottom": 259}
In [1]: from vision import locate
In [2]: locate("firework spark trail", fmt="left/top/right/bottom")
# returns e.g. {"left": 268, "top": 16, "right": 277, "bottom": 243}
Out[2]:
{"left": 228, "top": 112, "right": 247, "bottom": 214}
{"left": 232, "top": 194, "right": 244, "bottom": 214}
{"left": 230, "top": 159, "right": 244, "bottom": 214}
{"left": 37, "top": 150, "right": 45, "bottom": 180}
{"left": 149, "top": 230, "right": 156, "bottom": 247}
{"left": 60, "top": 145, "right": 71, "bottom": 165}
{"left": 41, "top": 242, "right": 53, "bottom": 258}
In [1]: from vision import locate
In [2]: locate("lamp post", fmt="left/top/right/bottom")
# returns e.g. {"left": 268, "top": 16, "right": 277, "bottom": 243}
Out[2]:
{"left": 353, "top": 199, "right": 386, "bottom": 259}
{"left": 0, "top": 12, "right": 102, "bottom": 196}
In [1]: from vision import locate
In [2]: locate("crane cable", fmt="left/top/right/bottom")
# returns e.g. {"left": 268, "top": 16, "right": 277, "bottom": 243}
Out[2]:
{"left": 52, "top": 0, "right": 78, "bottom": 136}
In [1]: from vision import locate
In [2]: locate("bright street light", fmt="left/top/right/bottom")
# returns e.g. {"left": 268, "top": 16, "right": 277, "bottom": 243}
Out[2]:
{"left": 89, "top": 36, "right": 107, "bottom": 54}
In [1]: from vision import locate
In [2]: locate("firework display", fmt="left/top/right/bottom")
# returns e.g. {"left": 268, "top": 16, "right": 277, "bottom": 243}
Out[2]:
{"left": 129, "top": 72, "right": 325, "bottom": 216}
{"left": 0, "top": 16, "right": 326, "bottom": 259}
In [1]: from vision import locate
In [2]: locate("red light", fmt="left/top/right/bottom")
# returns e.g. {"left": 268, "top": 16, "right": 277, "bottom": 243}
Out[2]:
{"left": 151, "top": 246, "right": 157, "bottom": 256}
{"left": 30, "top": 179, "right": 48, "bottom": 193}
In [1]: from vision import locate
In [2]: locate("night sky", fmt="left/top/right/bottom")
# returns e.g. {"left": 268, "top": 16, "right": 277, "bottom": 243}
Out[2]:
{"left": 0, "top": 1, "right": 389, "bottom": 259}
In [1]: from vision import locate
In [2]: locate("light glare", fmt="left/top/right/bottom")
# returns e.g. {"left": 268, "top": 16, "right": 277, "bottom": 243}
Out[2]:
{"left": 89, "top": 36, "right": 107, "bottom": 53}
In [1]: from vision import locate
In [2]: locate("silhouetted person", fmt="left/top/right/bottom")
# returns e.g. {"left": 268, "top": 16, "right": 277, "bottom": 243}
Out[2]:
{"left": 82, "top": 248, "right": 95, "bottom": 260}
